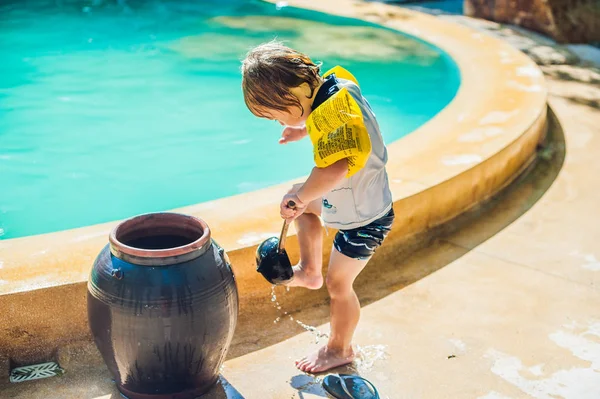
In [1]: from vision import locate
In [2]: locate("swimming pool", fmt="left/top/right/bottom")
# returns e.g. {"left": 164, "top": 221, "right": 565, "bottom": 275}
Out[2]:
{"left": 0, "top": 0, "right": 460, "bottom": 239}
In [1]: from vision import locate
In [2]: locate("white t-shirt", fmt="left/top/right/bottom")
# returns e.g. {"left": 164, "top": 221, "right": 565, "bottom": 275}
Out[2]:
{"left": 315, "top": 76, "right": 393, "bottom": 230}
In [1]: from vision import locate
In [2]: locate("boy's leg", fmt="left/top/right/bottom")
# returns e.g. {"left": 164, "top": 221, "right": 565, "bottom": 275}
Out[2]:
{"left": 285, "top": 195, "right": 324, "bottom": 290}
{"left": 295, "top": 209, "right": 394, "bottom": 373}
{"left": 295, "top": 249, "right": 368, "bottom": 373}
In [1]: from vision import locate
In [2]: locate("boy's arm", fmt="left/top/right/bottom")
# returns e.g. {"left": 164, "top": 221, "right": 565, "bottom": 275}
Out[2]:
{"left": 279, "top": 126, "right": 308, "bottom": 144}
{"left": 281, "top": 159, "right": 348, "bottom": 220}
{"left": 297, "top": 159, "right": 348, "bottom": 203}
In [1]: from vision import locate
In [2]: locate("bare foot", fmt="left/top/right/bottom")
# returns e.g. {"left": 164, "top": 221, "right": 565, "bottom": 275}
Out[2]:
{"left": 285, "top": 264, "right": 323, "bottom": 289}
{"left": 295, "top": 345, "right": 355, "bottom": 374}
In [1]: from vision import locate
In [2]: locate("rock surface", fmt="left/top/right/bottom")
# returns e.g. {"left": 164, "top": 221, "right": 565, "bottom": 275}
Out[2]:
{"left": 464, "top": 0, "right": 600, "bottom": 44}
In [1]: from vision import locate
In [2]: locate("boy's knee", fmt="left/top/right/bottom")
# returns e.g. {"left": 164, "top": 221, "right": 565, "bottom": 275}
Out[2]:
{"left": 325, "top": 274, "right": 352, "bottom": 297}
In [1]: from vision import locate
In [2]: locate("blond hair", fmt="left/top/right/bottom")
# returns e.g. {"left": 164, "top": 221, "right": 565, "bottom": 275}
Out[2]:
{"left": 241, "top": 41, "right": 322, "bottom": 118}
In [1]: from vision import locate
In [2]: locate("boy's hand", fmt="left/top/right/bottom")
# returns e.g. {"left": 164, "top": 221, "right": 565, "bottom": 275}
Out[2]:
{"left": 280, "top": 193, "right": 306, "bottom": 222}
{"left": 279, "top": 126, "right": 307, "bottom": 144}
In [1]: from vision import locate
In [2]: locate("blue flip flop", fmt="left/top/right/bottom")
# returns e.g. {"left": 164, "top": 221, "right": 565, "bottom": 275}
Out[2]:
{"left": 322, "top": 373, "right": 380, "bottom": 399}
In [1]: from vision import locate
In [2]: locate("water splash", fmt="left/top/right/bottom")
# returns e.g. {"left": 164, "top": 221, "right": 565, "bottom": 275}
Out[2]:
{"left": 350, "top": 344, "right": 389, "bottom": 373}
{"left": 271, "top": 285, "right": 277, "bottom": 302}
{"left": 295, "top": 319, "right": 329, "bottom": 344}
{"left": 270, "top": 285, "right": 329, "bottom": 344}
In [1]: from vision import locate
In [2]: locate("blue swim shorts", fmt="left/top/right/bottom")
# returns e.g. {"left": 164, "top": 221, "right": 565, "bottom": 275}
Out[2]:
{"left": 333, "top": 208, "right": 395, "bottom": 260}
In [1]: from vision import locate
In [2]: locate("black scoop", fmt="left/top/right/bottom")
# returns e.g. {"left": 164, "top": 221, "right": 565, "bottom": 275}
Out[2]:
{"left": 256, "top": 201, "right": 295, "bottom": 284}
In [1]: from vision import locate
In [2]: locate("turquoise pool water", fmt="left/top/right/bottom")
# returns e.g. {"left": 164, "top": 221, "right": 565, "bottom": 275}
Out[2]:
{"left": 0, "top": 0, "right": 460, "bottom": 239}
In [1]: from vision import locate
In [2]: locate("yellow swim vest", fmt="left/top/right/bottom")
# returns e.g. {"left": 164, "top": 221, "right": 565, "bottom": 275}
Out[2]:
{"left": 306, "top": 66, "right": 372, "bottom": 178}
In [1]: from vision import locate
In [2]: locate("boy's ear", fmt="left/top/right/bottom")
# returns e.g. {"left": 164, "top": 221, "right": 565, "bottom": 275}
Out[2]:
{"left": 300, "top": 82, "right": 314, "bottom": 99}
{"left": 289, "top": 83, "right": 313, "bottom": 101}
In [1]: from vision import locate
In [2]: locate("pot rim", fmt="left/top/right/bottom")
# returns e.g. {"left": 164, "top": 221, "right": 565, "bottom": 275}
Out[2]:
{"left": 109, "top": 212, "right": 211, "bottom": 266}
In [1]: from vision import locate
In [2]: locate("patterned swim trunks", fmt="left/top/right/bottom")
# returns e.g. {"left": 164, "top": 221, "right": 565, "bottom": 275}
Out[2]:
{"left": 333, "top": 208, "right": 395, "bottom": 260}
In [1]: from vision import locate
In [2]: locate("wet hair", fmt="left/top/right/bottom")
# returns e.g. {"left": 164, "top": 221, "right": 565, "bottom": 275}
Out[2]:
{"left": 241, "top": 40, "right": 322, "bottom": 118}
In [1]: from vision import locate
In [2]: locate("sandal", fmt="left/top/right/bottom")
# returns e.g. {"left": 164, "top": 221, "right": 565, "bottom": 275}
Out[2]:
{"left": 322, "top": 373, "right": 380, "bottom": 399}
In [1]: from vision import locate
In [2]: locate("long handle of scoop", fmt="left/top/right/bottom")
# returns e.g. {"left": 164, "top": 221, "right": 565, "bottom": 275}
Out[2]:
{"left": 278, "top": 200, "right": 296, "bottom": 253}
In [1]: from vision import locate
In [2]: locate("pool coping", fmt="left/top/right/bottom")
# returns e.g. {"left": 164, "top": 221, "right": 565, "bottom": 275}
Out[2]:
{"left": 0, "top": 1, "right": 547, "bottom": 366}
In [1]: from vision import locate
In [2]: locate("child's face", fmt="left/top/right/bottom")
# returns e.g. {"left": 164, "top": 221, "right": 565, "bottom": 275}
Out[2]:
{"left": 264, "top": 106, "right": 308, "bottom": 127}
{"left": 262, "top": 84, "right": 316, "bottom": 127}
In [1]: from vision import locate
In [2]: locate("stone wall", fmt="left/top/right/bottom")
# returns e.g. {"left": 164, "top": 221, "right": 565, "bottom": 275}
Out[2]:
{"left": 464, "top": 0, "right": 600, "bottom": 44}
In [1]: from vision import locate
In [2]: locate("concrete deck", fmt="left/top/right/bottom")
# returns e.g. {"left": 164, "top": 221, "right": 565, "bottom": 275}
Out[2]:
{"left": 2, "top": 55, "right": 598, "bottom": 398}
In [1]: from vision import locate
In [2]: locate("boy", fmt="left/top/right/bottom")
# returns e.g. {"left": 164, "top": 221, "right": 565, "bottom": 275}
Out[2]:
{"left": 241, "top": 41, "right": 394, "bottom": 373}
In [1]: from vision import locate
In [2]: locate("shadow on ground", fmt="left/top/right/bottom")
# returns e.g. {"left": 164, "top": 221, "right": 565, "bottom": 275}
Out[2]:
{"left": 542, "top": 65, "right": 600, "bottom": 109}
{"left": 97, "top": 375, "right": 246, "bottom": 399}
